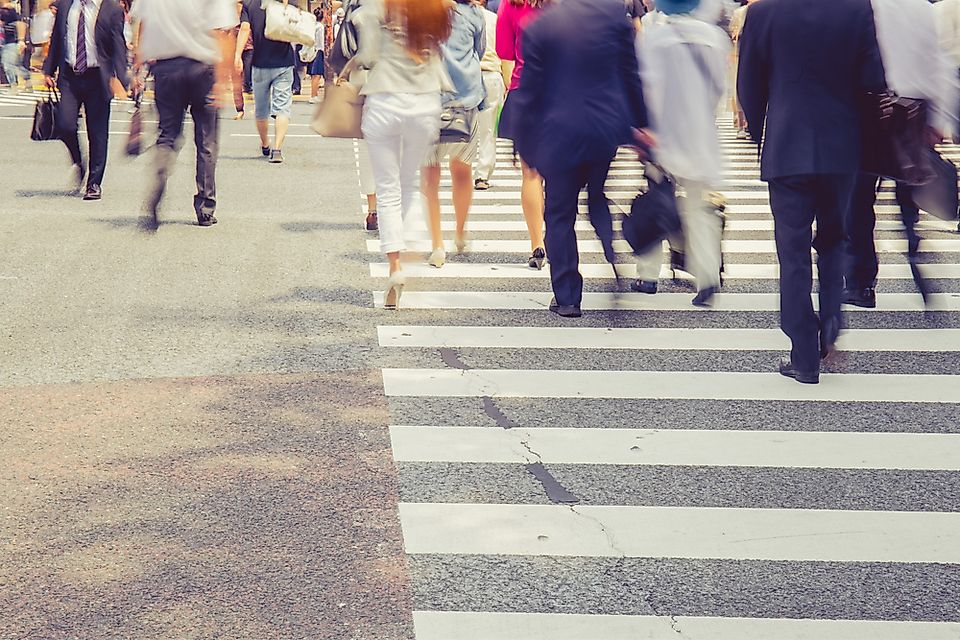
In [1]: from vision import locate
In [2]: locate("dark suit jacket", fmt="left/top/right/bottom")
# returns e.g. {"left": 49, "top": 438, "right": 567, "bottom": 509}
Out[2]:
{"left": 509, "top": 0, "right": 648, "bottom": 176}
{"left": 737, "top": 0, "right": 887, "bottom": 180}
{"left": 43, "top": 0, "right": 129, "bottom": 94}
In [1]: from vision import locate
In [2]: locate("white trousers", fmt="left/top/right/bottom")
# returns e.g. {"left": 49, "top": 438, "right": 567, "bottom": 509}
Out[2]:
{"left": 362, "top": 93, "right": 441, "bottom": 255}
{"left": 635, "top": 179, "right": 723, "bottom": 290}
{"left": 475, "top": 71, "right": 506, "bottom": 181}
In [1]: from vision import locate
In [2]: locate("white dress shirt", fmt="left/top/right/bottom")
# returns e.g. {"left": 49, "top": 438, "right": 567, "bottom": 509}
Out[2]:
{"left": 132, "top": 0, "right": 238, "bottom": 65}
{"left": 871, "top": 0, "right": 959, "bottom": 136}
{"left": 66, "top": 0, "right": 102, "bottom": 69}
{"left": 637, "top": 14, "right": 731, "bottom": 185}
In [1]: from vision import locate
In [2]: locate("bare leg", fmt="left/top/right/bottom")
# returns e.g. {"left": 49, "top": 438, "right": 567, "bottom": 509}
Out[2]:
{"left": 520, "top": 158, "right": 545, "bottom": 252}
{"left": 421, "top": 163, "right": 443, "bottom": 251}
{"left": 450, "top": 158, "right": 473, "bottom": 244}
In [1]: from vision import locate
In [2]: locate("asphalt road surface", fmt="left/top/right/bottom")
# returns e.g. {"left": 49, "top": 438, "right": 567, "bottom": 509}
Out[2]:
{"left": 1, "top": 90, "right": 959, "bottom": 639}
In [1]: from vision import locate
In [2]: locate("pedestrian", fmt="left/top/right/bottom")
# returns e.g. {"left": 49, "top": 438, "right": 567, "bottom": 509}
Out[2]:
{"left": 844, "top": 0, "right": 957, "bottom": 308}
{"left": 509, "top": 0, "right": 651, "bottom": 318}
{"left": 236, "top": 0, "right": 295, "bottom": 164}
{"left": 1, "top": 0, "right": 25, "bottom": 92}
{"left": 43, "top": 0, "right": 129, "bottom": 201}
{"left": 133, "top": 0, "right": 238, "bottom": 230}
{"left": 473, "top": 0, "right": 505, "bottom": 192}
{"left": 496, "top": 0, "right": 552, "bottom": 270}
{"left": 737, "top": 0, "right": 886, "bottom": 384}
{"left": 354, "top": 0, "right": 452, "bottom": 310}
{"left": 633, "top": 0, "right": 731, "bottom": 307}
{"left": 421, "top": 0, "right": 486, "bottom": 268}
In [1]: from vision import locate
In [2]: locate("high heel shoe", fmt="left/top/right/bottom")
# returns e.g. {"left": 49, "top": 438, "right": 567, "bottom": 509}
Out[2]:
{"left": 455, "top": 232, "right": 469, "bottom": 254}
{"left": 384, "top": 272, "right": 406, "bottom": 310}
{"left": 428, "top": 247, "right": 446, "bottom": 268}
{"left": 528, "top": 247, "right": 546, "bottom": 270}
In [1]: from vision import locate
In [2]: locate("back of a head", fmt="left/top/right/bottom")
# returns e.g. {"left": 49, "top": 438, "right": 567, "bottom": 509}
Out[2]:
{"left": 387, "top": 0, "right": 453, "bottom": 54}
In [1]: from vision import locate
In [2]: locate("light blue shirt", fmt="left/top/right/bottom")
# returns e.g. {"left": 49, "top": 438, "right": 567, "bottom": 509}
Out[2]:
{"left": 441, "top": 2, "right": 486, "bottom": 110}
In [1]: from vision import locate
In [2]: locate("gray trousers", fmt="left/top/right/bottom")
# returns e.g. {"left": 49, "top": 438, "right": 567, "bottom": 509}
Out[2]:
{"left": 636, "top": 178, "right": 723, "bottom": 291}
{"left": 151, "top": 57, "right": 219, "bottom": 218}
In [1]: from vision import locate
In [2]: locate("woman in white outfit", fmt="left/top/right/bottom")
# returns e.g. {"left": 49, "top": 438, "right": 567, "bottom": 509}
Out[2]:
{"left": 355, "top": 0, "right": 452, "bottom": 309}
{"left": 634, "top": 0, "right": 730, "bottom": 307}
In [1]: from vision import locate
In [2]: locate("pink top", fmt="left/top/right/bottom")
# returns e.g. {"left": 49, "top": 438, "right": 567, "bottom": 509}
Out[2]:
{"left": 495, "top": 1, "right": 541, "bottom": 91}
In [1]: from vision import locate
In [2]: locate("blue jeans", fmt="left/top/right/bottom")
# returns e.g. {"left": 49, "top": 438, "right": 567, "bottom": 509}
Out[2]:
{"left": 252, "top": 66, "right": 293, "bottom": 121}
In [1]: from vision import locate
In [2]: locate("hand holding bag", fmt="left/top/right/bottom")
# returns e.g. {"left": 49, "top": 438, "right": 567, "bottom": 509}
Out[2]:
{"left": 262, "top": 0, "right": 318, "bottom": 46}
{"left": 311, "top": 58, "right": 364, "bottom": 139}
{"left": 30, "top": 90, "right": 59, "bottom": 142}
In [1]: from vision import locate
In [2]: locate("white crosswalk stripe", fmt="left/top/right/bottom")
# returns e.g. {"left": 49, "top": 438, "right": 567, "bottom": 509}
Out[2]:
{"left": 361, "top": 122, "right": 960, "bottom": 637}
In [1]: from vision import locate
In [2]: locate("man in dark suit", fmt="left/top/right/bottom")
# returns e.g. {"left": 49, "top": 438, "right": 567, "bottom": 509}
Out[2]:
{"left": 737, "top": 0, "right": 886, "bottom": 384}
{"left": 43, "top": 0, "right": 129, "bottom": 201}
{"left": 510, "top": 0, "right": 650, "bottom": 318}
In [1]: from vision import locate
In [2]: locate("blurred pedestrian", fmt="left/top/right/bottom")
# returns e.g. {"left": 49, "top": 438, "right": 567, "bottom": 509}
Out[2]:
{"left": 421, "top": 0, "right": 486, "bottom": 268}
{"left": 43, "top": 0, "right": 129, "bottom": 200}
{"left": 133, "top": 0, "right": 238, "bottom": 229}
{"left": 354, "top": 0, "right": 452, "bottom": 309}
{"left": 473, "top": 0, "right": 504, "bottom": 192}
{"left": 236, "top": 0, "right": 295, "bottom": 163}
{"left": 510, "top": 0, "right": 650, "bottom": 318}
{"left": 737, "top": 0, "right": 886, "bottom": 384}
{"left": 634, "top": 0, "right": 731, "bottom": 307}
{"left": 496, "top": 0, "right": 552, "bottom": 270}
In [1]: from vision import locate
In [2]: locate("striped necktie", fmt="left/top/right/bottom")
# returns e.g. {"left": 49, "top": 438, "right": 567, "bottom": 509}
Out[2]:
{"left": 75, "top": 0, "right": 88, "bottom": 74}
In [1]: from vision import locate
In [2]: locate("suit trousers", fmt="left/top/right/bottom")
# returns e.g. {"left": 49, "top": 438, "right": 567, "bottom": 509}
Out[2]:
{"left": 768, "top": 174, "right": 856, "bottom": 373}
{"left": 847, "top": 174, "right": 920, "bottom": 289}
{"left": 542, "top": 153, "right": 617, "bottom": 308}
{"left": 57, "top": 67, "right": 112, "bottom": 187}
{"left": 151, "top": 57, "right": 219, "bottom": 217}
{"left": 635, "top": 179, "right": 723, "bottom": 291}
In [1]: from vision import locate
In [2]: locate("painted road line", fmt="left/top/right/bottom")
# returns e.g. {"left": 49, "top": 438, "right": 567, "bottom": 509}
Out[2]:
{"left": 367, "top": 238, "right": 955, "bottom": 254}
{"left": 381, "top": 368, "right": 960, "bottom": 403}
{"left": 376, "top": 326, "right": 960, "bottom": 352}
{"left": 369, "top": 262, "right": 960, "bottom": 281}
{"left": 398, "top": 502, "right": 960, "bottom": 562}
{"left": 371, "top": 291, "right": 959, "bottom": 312}
{"left": 389, "top": 426, "right": 960, "bottom": 470}
{"left": 412, "top": 612, "right": 960, "bottom": 640}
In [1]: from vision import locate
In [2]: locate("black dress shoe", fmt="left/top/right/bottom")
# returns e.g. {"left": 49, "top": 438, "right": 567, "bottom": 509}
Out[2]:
{"left": 631, "top": 279, "right": 658, "bottom": 294}
{"left": 843, "top": 287, "right": 876, "bottom": 308}
{"left": 549, "top": 297, "right": 582, "bottom": 318}
{"left": 778, "top": 359, "right": 820, "bottom": 384}
{"left": 692, "top": 286, "right": 718, "bottom": 308}
{"left": 83, "top": 184, "right": 102, "bottom": 201}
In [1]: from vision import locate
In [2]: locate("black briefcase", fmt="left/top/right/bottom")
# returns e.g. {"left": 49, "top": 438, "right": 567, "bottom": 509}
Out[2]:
{"left": 859, "top": 92, "right": 934, "bottom": 186}
{"left": 30, "top": 91, "right": 59, "bottom": 142}
{"left": 913, "top": 149, "right": 959, "bottom": 222}
{"left": 622, "top": 164, "right": 682, "bottom": 255}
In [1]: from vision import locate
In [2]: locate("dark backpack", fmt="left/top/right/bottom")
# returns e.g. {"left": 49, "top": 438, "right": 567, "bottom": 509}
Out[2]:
{"left": 329, "top": 0, "right": 361, "bottom": 76}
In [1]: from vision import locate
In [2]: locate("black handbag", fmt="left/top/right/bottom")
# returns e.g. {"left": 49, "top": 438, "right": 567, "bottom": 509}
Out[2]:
{"left": 439, "top": 104, "right": 476, "bottom": 144}
{"left": 913, "top": 149, "right": 959, "bottom": 222}
{"left": 859, "top": 92, "right": 934, "bottom": 186}
{"left": 30, "top": 91, "right": 59, "bottom": 142}
{"left": 622, "top": 164, "right": 683, "bottom": 255}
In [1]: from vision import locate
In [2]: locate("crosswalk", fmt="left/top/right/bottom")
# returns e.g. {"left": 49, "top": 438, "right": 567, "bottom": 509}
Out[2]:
{"left": 361, "top": 123, "right": 960, "bottom": 637}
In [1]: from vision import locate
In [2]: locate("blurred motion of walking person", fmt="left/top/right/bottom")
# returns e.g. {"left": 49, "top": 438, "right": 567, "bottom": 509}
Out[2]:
{"left": 510, "top": 0, "right": 650, "bottom": 318}
{"left": 844, "top": 0, "right": 958, "bottom": 309}
{"left": 421, "top": 0, "right": 486, "bottom": 269}
{"left": 634, "top": 0, "right": 730, "bottom": 307}
{"left": 133, "top": 0, "right": 238, "bottom": 230}
{"left": 473, "top": 0, "right": 505, "bottom": 192}
{"left": 737, "top": 0, "right": 886, "bottom": 384}
{"left": 236, "top": 0, "right": 295, "bottom": 163}
{"left": 0, "top": 0, "right": 25, "bottom": 92}
{"left": 496, "top": 0, "right": 552, "bottom": 271}
{"left": 43, "top": 0, "right": 129, "bottom": 201}
{"left": 354, "top": 0, "right": 452, "bottom": 310}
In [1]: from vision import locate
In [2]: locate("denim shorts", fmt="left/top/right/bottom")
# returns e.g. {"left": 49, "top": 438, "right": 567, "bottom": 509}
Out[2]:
{"left": 252, "top": 66, "right": 294, "bottom": 120}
